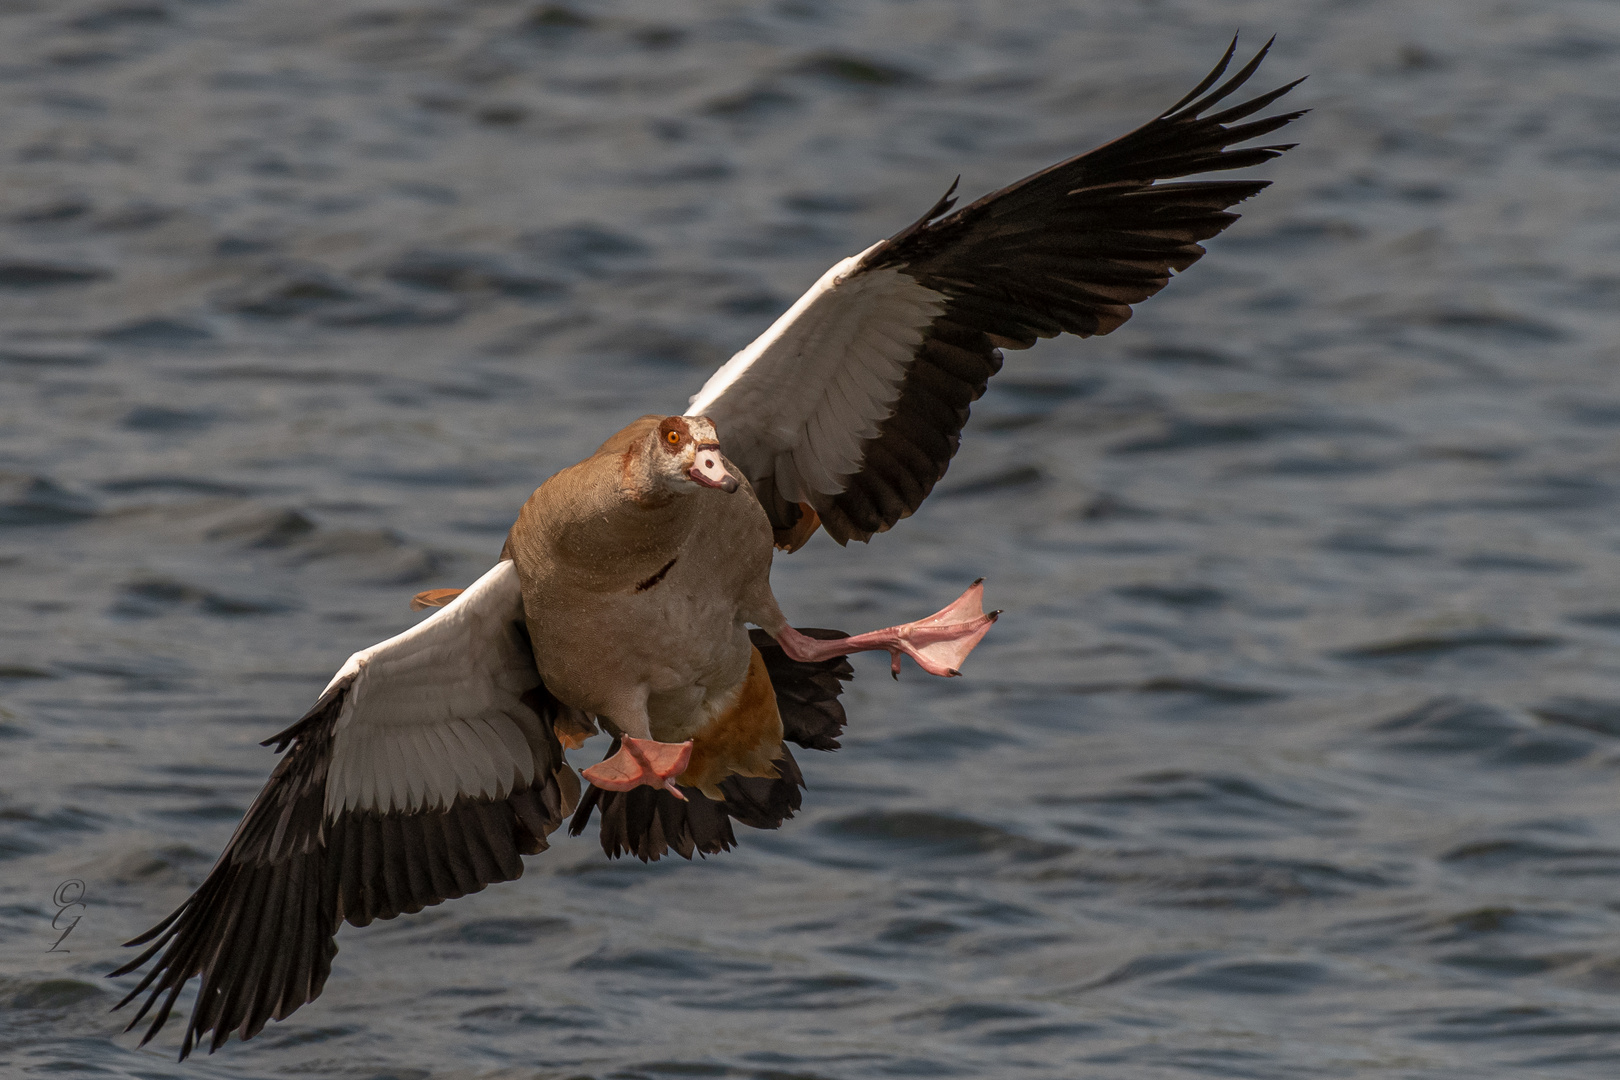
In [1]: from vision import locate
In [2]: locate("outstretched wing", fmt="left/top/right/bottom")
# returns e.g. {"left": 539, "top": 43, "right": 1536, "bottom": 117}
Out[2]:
{"left": 109, "top": 561, "right": 585, "bottom": 1059}
{"left": 686, "top": 37, "right": 1305, "bottom": 546}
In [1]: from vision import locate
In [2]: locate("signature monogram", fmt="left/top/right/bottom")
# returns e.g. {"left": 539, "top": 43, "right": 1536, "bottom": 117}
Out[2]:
{"left": 46, "top": 879, "right": 86, "bottom": 953}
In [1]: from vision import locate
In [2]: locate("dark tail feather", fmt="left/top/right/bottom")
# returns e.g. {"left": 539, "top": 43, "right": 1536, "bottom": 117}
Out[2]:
{"left": 572, "top": 627, "right": 854, "bottom": 861}
{"left": 568, "top": 737, "right": 737, "bottom": 862}
{"left": 750, "top": 628, "right": 853, "bottom": 750}
{"left": 718, "top": 747, "right": 805, "bottom": 830}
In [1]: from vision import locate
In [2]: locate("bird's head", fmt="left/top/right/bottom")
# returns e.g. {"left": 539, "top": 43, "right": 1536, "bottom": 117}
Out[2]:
{"left": 649, "top": 415, "right": 739, "bottom": 494}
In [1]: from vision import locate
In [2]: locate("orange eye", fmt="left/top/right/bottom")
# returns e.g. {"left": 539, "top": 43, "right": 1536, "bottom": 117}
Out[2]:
{"left": 666, "top": 430, "right": 680, "bottom": 445}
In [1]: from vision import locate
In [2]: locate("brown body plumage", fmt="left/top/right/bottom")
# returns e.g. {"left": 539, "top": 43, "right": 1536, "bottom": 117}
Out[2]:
{"left": 504, "top": 414, "right": 790, "bottom": 791}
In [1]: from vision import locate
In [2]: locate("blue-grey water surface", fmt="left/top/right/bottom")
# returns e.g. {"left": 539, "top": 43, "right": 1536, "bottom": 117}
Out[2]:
{"left": 4, "top": 1, "right": 1620, "bottom": 1077}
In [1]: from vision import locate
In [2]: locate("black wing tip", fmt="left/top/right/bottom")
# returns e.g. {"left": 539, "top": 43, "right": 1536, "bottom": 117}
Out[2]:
{"left": 1162, "top": 31, "right": 1279, "bottom": 117}
{"left": 1163, "top": 33, "right": 1297, "bottom": 124}
{"left": 1160, "top": 33, "right": 1241, "bottom": 117}
{"left": 115, "top": 910, "right": 184, "bottom": 952}
{"left": 108, "top": 952, "right": 151, "bottom": 978}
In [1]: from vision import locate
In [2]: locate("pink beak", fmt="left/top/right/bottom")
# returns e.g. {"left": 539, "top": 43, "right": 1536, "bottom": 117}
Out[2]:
{"left": 689, "top": 443, "right": 738, "bottom": 492}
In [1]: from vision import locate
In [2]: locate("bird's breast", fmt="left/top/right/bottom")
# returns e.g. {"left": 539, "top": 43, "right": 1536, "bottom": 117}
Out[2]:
{"left": 512, "top": 486, "right": 776, "bottom": 725}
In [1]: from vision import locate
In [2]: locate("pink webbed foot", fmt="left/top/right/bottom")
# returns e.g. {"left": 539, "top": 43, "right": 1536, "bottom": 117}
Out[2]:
{"left": 775, "top": 580, "right": 1000, "bottom": 678}
{"left": 580, "top": 736, "right": 694, "bottom": 801}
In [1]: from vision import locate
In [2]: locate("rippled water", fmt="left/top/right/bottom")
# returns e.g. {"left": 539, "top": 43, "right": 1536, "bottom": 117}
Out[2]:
{"left": 4, "top": 1, "right": 1620, "bottom": 1077}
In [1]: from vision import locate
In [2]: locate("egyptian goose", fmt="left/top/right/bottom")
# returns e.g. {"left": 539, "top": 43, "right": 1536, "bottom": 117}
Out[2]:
{"left": 112, "top": 40, "right": 1302, "bottom": 1057}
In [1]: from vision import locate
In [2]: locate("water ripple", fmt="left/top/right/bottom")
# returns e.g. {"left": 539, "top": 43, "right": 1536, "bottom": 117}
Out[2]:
{"left": 6, "top": 2, "right": 1620, "bottom": 1077}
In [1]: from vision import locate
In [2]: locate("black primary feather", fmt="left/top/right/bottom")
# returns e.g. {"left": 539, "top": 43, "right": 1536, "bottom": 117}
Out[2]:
{"left": 803, "top": 36, "right": 1304, "bottom": 543}
{"left": 109, "top": 671, "right": 578, "bottom": 1059}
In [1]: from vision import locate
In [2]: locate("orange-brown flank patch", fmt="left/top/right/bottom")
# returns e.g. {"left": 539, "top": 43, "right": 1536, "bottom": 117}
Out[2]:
{"left": 678, "top": 645, "right": 784, "bottom": 798}
{"left": 773, "top": 501, "right": 822, "bottom": 553}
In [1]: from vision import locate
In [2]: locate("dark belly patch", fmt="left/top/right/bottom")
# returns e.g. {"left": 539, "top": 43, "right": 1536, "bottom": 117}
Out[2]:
{"left": 635, "top": 558, "right": 677, "bottom": 593}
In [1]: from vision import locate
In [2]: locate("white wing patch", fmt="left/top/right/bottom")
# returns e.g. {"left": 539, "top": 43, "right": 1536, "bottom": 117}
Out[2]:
{"left": 323, "top": 561, "right": 550, "bottom": 817}
{"left": 687, "top": 247, "right": 946, "bottom": 503}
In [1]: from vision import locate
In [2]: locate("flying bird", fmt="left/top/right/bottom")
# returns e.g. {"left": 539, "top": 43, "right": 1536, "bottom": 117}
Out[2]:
{"left": 111, "top": 38, "right": 1303, "bottom": 1058}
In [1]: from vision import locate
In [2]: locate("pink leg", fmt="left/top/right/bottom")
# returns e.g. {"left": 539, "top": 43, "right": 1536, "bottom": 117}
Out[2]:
{"left": 775, "top": 580, "right": 999, "bottom": 679}
{"left": 581, "top": 736, "right": 693, "bottom": 800}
